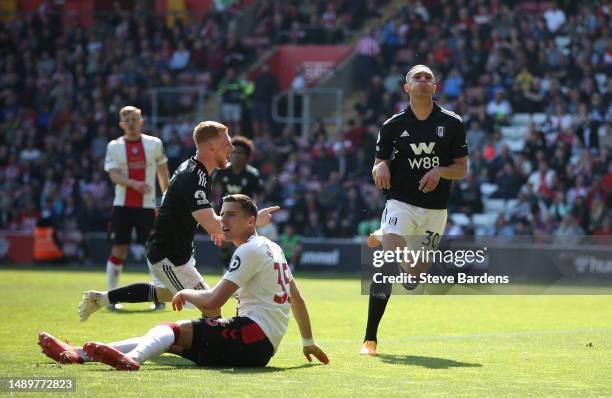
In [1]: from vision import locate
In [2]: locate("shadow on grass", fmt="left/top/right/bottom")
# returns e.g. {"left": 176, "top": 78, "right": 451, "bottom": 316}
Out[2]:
{"left": 104, "top": 308, "right": 168, "bottom": 315}
{"left": 150, "top": 355, "right": 322, "bottom": 373}
{"left": 377, "top": 354, "right": 482, "bottom": 369}
{"left": 84, "top": 355, "right": 322, "bottom": 373}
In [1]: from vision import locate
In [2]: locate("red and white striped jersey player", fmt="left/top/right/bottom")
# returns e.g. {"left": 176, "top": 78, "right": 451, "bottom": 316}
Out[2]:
{"left": 103, "top": 106, "right": 170, "bottom": 305}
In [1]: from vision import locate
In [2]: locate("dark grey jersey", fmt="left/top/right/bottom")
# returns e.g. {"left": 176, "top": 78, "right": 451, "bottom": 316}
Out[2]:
{"left": 148, "top": 157, "right": 212, "bottom": 265}
{"left": 375, "top": 103, "right": 468, "bottom": 209}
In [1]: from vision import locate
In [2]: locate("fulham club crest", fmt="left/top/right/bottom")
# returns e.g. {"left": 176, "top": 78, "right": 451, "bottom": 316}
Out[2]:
{"left": 436, "top": 126, "right": 445, "bottom": 137}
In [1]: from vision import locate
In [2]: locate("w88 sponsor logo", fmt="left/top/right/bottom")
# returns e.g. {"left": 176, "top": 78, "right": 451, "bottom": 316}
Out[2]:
{"left": 408, "top": 156, "right": 440, "bottom": 169}
{"left": 408, "top": 142, "right": 439, "bottom": 169}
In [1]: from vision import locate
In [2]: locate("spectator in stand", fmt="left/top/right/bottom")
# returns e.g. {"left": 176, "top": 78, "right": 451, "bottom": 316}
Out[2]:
{"left": 354, "top": 28, "right": 381, "bottom": 90}
{"left": 251, "top": 63, "right": 279, "bottom": 137}
{"left": 217, "top": 68, "right": 252, "bottom": 134}
{"left": 486, "top": 89, "right": 513, "bottom": 126}
{"left": 279, "top": 224, "right": 301, "bottom": 270}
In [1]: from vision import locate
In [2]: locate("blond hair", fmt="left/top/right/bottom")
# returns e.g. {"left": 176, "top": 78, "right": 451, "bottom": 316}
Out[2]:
{"left": 193, "top": 121, "right": 229, "bottom": 146}
{"left": 119, "top": 106, "right": 142, "bottom": 121}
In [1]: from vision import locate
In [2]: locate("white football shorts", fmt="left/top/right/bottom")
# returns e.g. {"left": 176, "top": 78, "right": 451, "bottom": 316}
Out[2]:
{"left": 374, "top": 199, "right": 448, "bottom": 249}
{"left": 148, "top": 256, "right": 209, "bottom": 294}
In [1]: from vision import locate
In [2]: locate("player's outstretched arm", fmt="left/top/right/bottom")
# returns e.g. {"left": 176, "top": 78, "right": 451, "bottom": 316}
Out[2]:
{"left": 192, "top": 208, "right": 223, "bottom": 234}
{"left": 289, "top": 280, "right": 330, "bottom": 365}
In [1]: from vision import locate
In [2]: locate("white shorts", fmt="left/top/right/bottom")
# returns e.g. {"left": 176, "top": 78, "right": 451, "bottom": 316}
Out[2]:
{"left": 375, "top": 199, "right": 448, "bottom": 249}
{"left": 148, "top": 256, "right": 209, "bottom": 294}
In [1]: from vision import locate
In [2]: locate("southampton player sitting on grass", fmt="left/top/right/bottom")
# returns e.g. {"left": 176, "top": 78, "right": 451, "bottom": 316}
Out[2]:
{"left": 39, "top": 195, "right": 329, "bottom": 369}
{"left": 361, "top": 65, "right": 468, "bottom": 356}
{"left": 79, "top": 122, "right": 279, "bottom": 321}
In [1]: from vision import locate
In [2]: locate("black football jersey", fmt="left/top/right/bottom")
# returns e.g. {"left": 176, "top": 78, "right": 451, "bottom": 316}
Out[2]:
{"left": 375, "top": 102, "right": 468, "bottom": 209}
{"left": 213, "top": 164, "right": 262, "bottom": 199}
{"left": 147, "top": 157, "right": 212, "bottom": 265}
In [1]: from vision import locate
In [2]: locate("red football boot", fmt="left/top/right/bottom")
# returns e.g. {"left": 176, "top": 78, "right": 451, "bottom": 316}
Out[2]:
{"left": 38, "top": 332, "right": 84, "bottom": 364}
{"left": 83, "top": 342, "right": 140, "bottom": 371}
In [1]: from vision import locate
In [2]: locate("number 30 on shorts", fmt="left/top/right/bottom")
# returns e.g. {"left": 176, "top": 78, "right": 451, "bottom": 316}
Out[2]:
{"left": 422, "top": 230, "right": 441, "bottom": 248}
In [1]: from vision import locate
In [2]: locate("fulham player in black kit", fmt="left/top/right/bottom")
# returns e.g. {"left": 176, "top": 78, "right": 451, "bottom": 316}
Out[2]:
{"left": 79, "top": 121, "right": 279, "bottom": 321}
{"left": 360, "top": 65, "right": 468, "bottom": 356}
{"left": 213, "top": 136, "right": 262, "bottom": 267}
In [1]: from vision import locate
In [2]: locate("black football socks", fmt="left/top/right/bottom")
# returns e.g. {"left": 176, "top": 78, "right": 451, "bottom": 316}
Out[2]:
{"left": 108, "top": 283, "right": 158, "bottom": 303}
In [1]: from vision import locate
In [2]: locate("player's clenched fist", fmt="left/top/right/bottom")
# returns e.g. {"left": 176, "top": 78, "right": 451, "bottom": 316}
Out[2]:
{"left": 303, "top": 344, "right": 330, "bottom": 365}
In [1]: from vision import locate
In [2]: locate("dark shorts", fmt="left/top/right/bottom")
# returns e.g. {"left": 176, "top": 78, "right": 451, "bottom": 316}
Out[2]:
{"left": 181, "top": 317, "right": 274, "bottom": 367}
{"left": 109, "top": 206, "right": 156, "bottom": 245}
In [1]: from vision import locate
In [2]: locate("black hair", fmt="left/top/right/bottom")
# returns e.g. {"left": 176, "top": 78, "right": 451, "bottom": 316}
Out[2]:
{"left": 222, "top": 194, "right": 258, "bottom": 218}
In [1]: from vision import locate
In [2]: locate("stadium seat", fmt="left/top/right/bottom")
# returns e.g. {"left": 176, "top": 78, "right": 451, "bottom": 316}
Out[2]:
{"left": 531, "top": 113, "right": 548, "bottom": 126}
{"left": 501, "top": 126, "right": 526, "bottom": 140}
{"left": 484, "top": 198, "right": 506, "bottom": 213}
{"left": 511, "top": 113, "right": 531, "bottom": 126}
{"left": 503, "top": 138, "right": 525, "bottom": 153}
{"left": 472, "top": 213, "right": 497, "bottom": 228}
{"left": 480, "top": 183, "right": 499, "bottom": 197}
{"left": 451, "top": 213, "right": 471, "bottom": 226}
{"left": 555, "top": 36, "right": 571, "bottom": 49}
{"left": 505, "top": 199, "right": 519, "bottom": 210}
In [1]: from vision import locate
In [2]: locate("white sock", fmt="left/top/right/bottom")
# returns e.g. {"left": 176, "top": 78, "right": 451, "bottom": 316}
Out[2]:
{"left": 77, "top": 337, "right": 143, "bottom": 362}
{"left": 75, "top": 347, "right": 90, "bottom": 362}
{"left": 127, "top": 325, "right": 175, "bottom": 365}
{"left": 106, "top": 258, "right": 123, "bottom": 290}
{"left": 99, "top": 292, "right": 110, "bottom": 306}
{"left": 110, "top": 337, "right": 143, "bottom": 354}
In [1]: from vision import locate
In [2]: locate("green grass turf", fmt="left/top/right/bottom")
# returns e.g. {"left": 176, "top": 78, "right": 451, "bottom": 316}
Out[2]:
{"left": 1, "top": 265, "right": 611, "bottom": 397}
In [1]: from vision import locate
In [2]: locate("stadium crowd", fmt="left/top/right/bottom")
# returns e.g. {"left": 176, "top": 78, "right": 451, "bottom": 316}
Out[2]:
{"left": 0, "top": 1, "right": 610, "bottom": 262}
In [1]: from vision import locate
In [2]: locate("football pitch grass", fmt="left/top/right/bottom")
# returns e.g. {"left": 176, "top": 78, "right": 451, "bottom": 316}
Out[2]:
{"left": 1, "top": 265, "right": 611, "bottom": 397}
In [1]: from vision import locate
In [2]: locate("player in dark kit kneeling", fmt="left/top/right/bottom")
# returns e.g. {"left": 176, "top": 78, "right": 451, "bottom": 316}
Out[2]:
{"left": 213, "top": 136, "right": 262, "bottom": 268}
{"left": 361, "top": 65, "right": 468, "bottom": 356}
{"left": 39, "top": 195, "right": 329, "bottom": 369}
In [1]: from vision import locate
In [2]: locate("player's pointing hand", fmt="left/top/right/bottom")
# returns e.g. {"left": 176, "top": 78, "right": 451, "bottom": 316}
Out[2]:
{"left": 303, "top": 344, "right": 330, "bottom": 365}
{"left": 255, "top": 206, "right": 280, "bottom": 227}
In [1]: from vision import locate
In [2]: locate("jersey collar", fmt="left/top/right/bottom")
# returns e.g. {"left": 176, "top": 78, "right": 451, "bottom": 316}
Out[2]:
{"left": 190, "top": 156, "right": 209, "bottom": 176}
{"left": 405, "top": 101, "right": 440, "bottom": 121}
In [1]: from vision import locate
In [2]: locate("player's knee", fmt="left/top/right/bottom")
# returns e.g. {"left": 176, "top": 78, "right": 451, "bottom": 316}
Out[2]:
{"left": 111, "top": 244, "right": 129, "bottom": 259}
{"left": 382, "top": 233, "right": 406, "bottom": 251}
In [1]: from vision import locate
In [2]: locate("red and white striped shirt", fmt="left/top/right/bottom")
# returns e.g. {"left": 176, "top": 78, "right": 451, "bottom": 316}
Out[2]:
{"left": 104, "top": 134, "right": 167, "bottom": 209}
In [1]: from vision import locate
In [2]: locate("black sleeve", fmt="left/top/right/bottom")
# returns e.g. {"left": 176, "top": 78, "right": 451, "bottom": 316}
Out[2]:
{"left": 183, "top": 176, "right": 213, "bottom": 213}
{"left": 375, "top": 123, "right": 395, "bottom": 160}
{"left": 451, "top": 121, "right": 468, "bottom": 159}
